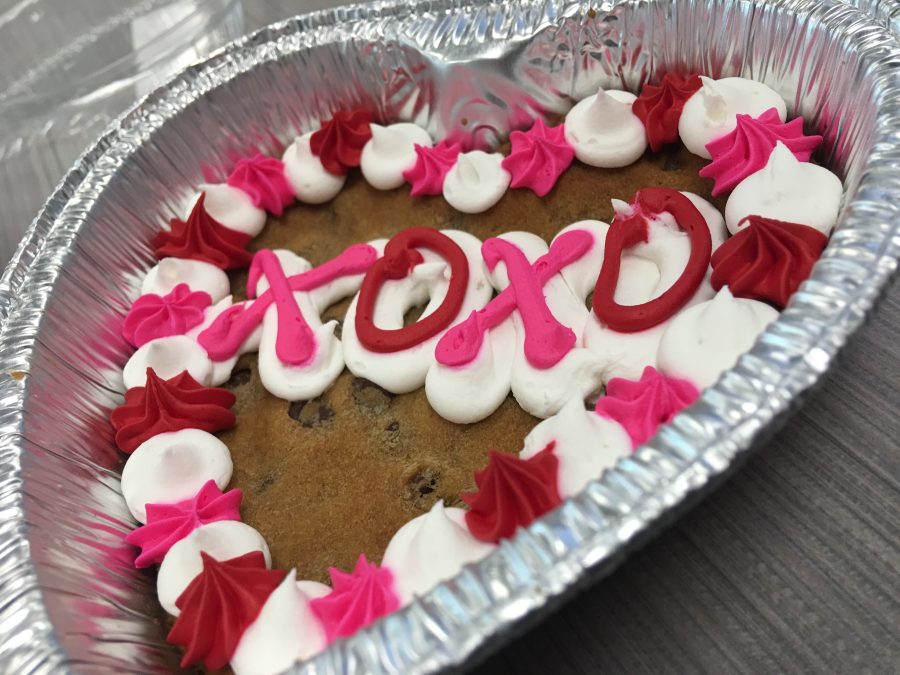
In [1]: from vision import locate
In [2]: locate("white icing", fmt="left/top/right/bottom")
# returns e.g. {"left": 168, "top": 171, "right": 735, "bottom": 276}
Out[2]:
{"left": 442, "top": 151, "right": 510, "bottom": 213}
{"left": 724, "top": 141, "right": 843, "bottom": 235}
{"left": 157, "top": 520, "right": 270, "bottom": 616}
{"left": 230, "top": 570, "right": 328, "bottom": 675}
{"left": 425, "top": 319, "right": 516, "bottom": 423}
{"left": 657, "top": 286, "right": 779, "bottom": 389}
{"left": 194, "top": 183, "right": 266, "bottom": 237}
{"left": 121, "top": 428, "right": 232, "bottom": 523}
{"left": 253, "top": 252, "right": 336, "bottom": 400}
{"left": 521, "top": 395, "right": 631, "bottom": 497}
{"left": 427, "top": 231, "right": 604, "bottom": 422}
{"left": 342, "top": 230, "right": 492, "bottom": 394}
{"left": 360, "top": 123, "right": 432, "bottom": 190}
{"left": 564, "top": 87, "right": 646, "bottom": 168}
{"left": 141, "top": 257, "right": 230, "bottom": 303}
{"left": 381, "top": 502, "right": 495, "bottom": 605}
{"left": 282, "top": 132, "right": 346, "bottom": 204}
{"left": 122, "top": 335, "right": 213, "bottom": 390}
{"left": 678, "top": 76, "right": 788, "bottom": 159}
{"left": 580, "top": 193, "right": 724, "bottom": 382}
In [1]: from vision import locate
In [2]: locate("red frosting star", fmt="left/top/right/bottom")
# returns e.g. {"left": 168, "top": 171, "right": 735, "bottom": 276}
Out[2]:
{"left": 309, "top": 554, "right": 399, "bottom": 642}
{"left": 226, "top": 153, "right": 295, "bottom": 216}
{"left": 462, "top": 447, "right": 561, "bottom": 543}
{"left": 710, "top": 215, "right": 828, "bottom": 309}
{"left": 153, "top": 193, "right": 253, "bottom": 270}
{"left": 125, "top": 480, "right": 242, "bottom": 567}
{"left": 309, "top": 110, "right": 374, "bottom": 175}
{"left": 110, "top": 367, "right": 235, "bottom": 453}
{"left": 632, "top": 73, "right": 702, "bottom": 151}
{"left": 167, "top": 551, "right": 286, "bottom": 669}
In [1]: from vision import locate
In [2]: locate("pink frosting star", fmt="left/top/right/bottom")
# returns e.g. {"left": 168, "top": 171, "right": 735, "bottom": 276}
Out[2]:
{"left": 226, "top": 153, "right": 295, "bottom": 216}
{"left": 309, "top": 554, "right": 399, "bottom": 642}
{"left": 403, "top": 140, "right": 462, "bottom": 196}
{"left": 125, "top": 480, "right": 243, "bottom": 568}
{"left": 501, "top": 118, "right": 575, "bottom": 197}
{"left": 122, "top": 283, "right": 211, "bottom": 348}
{"left": 595, "top": 366, "right": 699, "bottom": 448}
{"left": 700, "top": 109, "right": 822, "bottom": 196}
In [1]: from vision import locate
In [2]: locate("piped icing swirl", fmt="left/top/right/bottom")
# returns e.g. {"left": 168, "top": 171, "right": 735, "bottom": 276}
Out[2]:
{"left": 123, "top": 283, "right": 212, "bottom": 348}
{"left": 360, "top": 123, "right": 433, "bottom": 190}
{"left": 462, "top": 447, "right": 562, "bottom": 543}
{"left": 381, "top": 501, "right": 495, "bottom": 604}
{"left": 404, "top": 140, "right": 462, "bottom": 196}
{"left": 154, "top": 193, "right": 253, "bottom": 270}
{"left": 142, "top": 257, "right": 230, "bottom": 302}
{"left": 111, "top": 368, "right": 235, "bottom": 453}
{"left": 595, "top": 366, "right": 699, "bottom": 448}
{"left": 125, "top": 479, "right": 242, "bottom": 568}
{"left": 700, "top": 108, "right": 822, "bottom": 195}
{"left": 309, "top": 554, "right": 400, "bottom": 642}
{"left": 564, "top": 87, "right": 647, "bottom": 168}
{"left": 310, "top": 109, "right": 374, "bottom": 175}
{"left": 710, "top": 215, "right": 828, "bottom": 309}
{"left": 631, "top": 73, "right": 702, "bottom": 152}
{"left": 725, "top": 142, "right": 843, "bottom": 236}
{"left": 226, "top": 154, "right": 295, "bottom": 217}
{"left": 167, "top": 551, "right": 286, "bottom": 669}
{"left": 501, "top": 118, "right": 575, "bottom": 197}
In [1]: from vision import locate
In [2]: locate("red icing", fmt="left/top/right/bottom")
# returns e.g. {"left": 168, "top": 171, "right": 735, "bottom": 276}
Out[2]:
{"left": 110, "top": 368, "right": 235, "bottom": 453}
{"left": 632, "top": 74, "right": 702, "bottom": 151}
{"left": 462, "top": 447, "right": 561, "bottom": 543}
{"left": 436, "top": 229, "right": 592, "bottom": 368}
{"left": 592, "top": 188, "right": 712, "bottom": 332}
{"left": 699, "top": 109, "right": 823, "bottom": 195}
{"left": 309, "top": 554, "right": 399, "bottom": 642}
{"left": 153, "top": 193, "right": 253, "bottom": 270}
{"left": 125, "top": 480, "right": 242, "bottom": 568}
{"left": 122, "top": 283, "right": 211, "bottom": 348}
{"left": 167, "top": 551, "right": 286, "bottom": 669}
{"left": 403, "top": 140, "right": 462, "bottom": 196}
{"left": 710, "top": 215, "right": 827, "bottom": 309}
{"left": 501, "top": 118, "right": 575, "bottom": 197}
{"left": 355, "top": 228, "right": 469, "bottom": 353}
{"left": 309, "top": 109, "right": 373, "bottom": 175}
{"left": 199, "top": 244, "right": 378, "bottom": 361}
{"left": 226, "top": 153, "right": 295, "bottom": 216}
{"left": 595, "top": 366, "right": 699, "bottom": 448}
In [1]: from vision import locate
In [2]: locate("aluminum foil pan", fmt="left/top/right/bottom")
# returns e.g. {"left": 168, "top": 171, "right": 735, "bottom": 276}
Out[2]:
{"left": 0, "top": 0, "right": 898, "bottom": 673}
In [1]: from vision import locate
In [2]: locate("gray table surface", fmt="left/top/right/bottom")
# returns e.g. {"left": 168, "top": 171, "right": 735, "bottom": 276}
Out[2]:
{"left": 1, "top": 1, "right": 897, "bottom": 673}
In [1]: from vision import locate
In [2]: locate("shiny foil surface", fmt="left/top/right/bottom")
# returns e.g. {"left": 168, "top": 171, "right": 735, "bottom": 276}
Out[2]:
{"left": 0, "top": 1, "right": 898, "bottom": 673}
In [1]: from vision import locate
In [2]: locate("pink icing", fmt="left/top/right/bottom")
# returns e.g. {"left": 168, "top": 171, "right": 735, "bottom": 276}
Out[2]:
{"left": 226, "top": 153, "right": 295, "bottom": 216}
{"left": 595, "top": 366, "right": 699, "bottom": 448}
{"left": 700, "top": 109, "right": 822, "bottom": 196}
{"left": 403, "top": 140, "right": 462, "bottom": 196}
{"left": 122, "top": 283, "right": 211, "bottom": 348}
{"left": 435, "top": 229, "right": 593, "bottom": 369}
{"left": 125, "top": 480, "right": 242, "bottom": 568}
{"left": 501, "top": 118, "right": 574, "bottom": 197}
{"left": 309, "top": 554, "right": 399, "bottom": 642}
{"left": 198, "top": 243, "right": 378, "bottom": 362}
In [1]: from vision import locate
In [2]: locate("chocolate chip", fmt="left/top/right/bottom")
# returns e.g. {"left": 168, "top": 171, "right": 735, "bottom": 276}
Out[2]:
{"left": 226, "top": 368, "right": 251, "bottom": 387}
{"left": 351, "top": 378, "right": 394, "bottom": 414}
{"left": 404, "top": 466, "right": 441, "bottom": 508}
{"left": 385, "top": 421, "right": 399, "bottom": 433}
{"left": 662, "top": 148, "right": 681, "bottom": 172}
{"left": 288, "top": 398, "right": 335, "bottom": 428}
{"left": 255, "top": 472, "right": 276, "bottom": 495}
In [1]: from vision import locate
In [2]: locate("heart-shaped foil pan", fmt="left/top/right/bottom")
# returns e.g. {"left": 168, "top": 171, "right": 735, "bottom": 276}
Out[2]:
{"left": 0, "top": 0, "right": 897, "bottom": 672}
